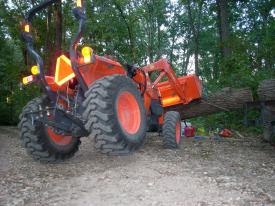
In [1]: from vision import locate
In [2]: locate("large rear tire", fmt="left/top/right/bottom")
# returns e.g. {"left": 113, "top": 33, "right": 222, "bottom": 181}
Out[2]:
{"left": 163, "top": 111, "right": 181, "bottom": 149}
{"left": 82, "top": 75, "right": 147, "bottom": 155}
{"left": 18, "top": 97, "right": 81, "bottom": 162}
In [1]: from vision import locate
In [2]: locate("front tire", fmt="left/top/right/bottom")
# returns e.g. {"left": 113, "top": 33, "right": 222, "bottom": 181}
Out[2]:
{"left": 82, "top": 75, "right": 147, "bottom": 155}
{"left": 163, "top": 111, "right": 181, "bottom": 149}
{"left": 18, "top": 97, "right": 81, "bottom": 162}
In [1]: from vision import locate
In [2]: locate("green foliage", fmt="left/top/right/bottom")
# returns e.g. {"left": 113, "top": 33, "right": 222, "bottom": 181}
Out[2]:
{"left": 0, "top": 0, "right": 274, "bottom": 126}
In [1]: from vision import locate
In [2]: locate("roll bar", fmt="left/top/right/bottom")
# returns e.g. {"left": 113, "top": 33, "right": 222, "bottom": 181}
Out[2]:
{"left": 70, "top": 5, "right": 88, "bottom": 91}
{"left": 22, "top": 0, "right": 87, "bottom": 99}
{"left": 26, "top": 0, "right": 57, "bottom": 22}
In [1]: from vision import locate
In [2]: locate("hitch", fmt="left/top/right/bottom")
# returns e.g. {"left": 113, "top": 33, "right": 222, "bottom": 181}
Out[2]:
{"left": 23, "top": 106, "right": 89, "bottom": 138}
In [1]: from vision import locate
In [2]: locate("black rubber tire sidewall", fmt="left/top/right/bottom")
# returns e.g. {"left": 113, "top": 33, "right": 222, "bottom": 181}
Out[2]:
{"left": 82, "top": 75, "right": 147, "bottom": 154}
{"left": 19, "top": 97, "right": 81, "bottom": 162}
{"left": 163, "top": 111, "right": 181, "bottom": 149}
{"left": 112, "top": 78, "right": 147, "bottom": 144}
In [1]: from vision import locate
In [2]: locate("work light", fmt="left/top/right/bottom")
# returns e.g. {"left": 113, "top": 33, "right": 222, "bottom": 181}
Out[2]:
{"left": 77, "top": 0, "right": 82, "bottom": 7}
{"left": 82, "top": 47, "right": 93, "bottom": 64}
{"left": 22, "top": 75, "right": 34, "bottom": 85}
{"left": 31, "top": 65, "right": 40, "bottom": 75}
{"left": 24, "top": 24, "right": 30, "bottom": 33}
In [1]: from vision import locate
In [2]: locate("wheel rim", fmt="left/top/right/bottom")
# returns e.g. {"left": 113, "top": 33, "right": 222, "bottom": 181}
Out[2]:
{"left": 45, "top": 110, "right": 73, "bottom": 146}
{"left": 47, "top": 127, "right": 73, "bottom": 146}
{"left": 176, "top": 121, "right": 181, "bottom": 144}
{"left": 117, "top": 91, "right": 141, "bottom": 134}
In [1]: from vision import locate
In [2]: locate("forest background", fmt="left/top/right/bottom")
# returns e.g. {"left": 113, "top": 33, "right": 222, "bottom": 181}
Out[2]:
{"left": 0, "top": 0, "right": 274, "bottom": 133}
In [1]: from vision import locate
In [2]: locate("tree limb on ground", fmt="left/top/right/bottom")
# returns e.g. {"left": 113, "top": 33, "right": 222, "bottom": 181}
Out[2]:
{"left": 258, "top": 79, "right": 275, "bottom": 112}
{"left": 258, "top": 79, "right": 275, "bottom": 101}
{"left": 166, "top": 87, "right": 253, "bottom": 120}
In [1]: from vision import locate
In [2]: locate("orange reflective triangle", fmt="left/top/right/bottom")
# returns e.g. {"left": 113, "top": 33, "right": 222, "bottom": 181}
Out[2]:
{"left": 55, "top": 55, "right": 76, "bottom": 86}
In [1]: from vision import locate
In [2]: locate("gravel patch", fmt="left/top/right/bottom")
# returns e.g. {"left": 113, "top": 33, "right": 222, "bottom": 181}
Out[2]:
{"left": 0, "top": 126, "right": 274, "bottom": 206}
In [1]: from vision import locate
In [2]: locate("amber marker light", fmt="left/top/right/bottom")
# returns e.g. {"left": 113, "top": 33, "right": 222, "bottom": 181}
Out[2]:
{"left": 76, "top": 0, "right": 82, "bottom": 7}
{"left": 31, "top": 65, "right": 40, "bottom": 75}
{"left": 81, "top": 46, "right": 93, "bottom": 64}
{"left": 22, "top": 75, "right": 34, "bottom": 85}
{"left": 24, "top": 24, "right": 30, "bottom": 33}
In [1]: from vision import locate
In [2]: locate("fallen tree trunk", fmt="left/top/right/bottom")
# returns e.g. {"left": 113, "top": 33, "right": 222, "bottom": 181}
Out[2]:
{"left": 258, "top": 79, "right": 275, "bottom": 101}
{"left": 166, "top": 87, "right": 253, "bottom": 120}
{"left": 258, "top": 79, "right": 275, "bottom": 112}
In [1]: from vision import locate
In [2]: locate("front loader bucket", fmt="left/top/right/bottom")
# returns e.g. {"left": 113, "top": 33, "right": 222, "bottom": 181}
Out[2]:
{"left": 157, "top": 74, "right": 202, "bottom": 107}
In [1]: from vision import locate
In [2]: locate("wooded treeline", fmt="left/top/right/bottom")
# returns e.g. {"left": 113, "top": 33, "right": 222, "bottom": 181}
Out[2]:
{"left": 0, "top": 0, "right": 274, "bottom": 125}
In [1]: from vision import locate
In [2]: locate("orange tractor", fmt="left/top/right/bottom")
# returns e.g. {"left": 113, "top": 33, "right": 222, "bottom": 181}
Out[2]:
{"left": 19, "top": 0, "right": 202, "bottom": 162}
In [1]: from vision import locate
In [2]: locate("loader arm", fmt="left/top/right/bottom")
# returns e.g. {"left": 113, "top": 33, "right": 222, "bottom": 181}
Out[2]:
{"left": 133, "top": 59, "right": 202, "bottom": 110}
{"left": 143, "top": 59, "right": 189, "bottom": 104}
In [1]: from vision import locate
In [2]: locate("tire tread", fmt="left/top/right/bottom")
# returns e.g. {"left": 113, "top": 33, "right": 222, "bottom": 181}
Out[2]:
{"left": 163, "top": 111, "right": 181, "bottom": 149}
{"left": 18, "top": 97, "right": 81, "bottom": 163}
{"left": 82, "top": 75, "right": 146, "bottom": 155}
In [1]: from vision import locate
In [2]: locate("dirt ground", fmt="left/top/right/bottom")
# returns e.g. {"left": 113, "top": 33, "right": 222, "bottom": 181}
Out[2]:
{"left": 0, "top": 126, "right": 274, "bottom": 206}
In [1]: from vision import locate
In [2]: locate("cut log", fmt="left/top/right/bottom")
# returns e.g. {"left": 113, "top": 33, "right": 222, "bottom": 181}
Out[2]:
{"left": 258, "top": 79, "right": 275, "bottom": 101}
{"left": 166, "top": 87, "right": 253, "bottom": 120}
{"left": 258, "top": 79, "right": 275, "bottom": 112}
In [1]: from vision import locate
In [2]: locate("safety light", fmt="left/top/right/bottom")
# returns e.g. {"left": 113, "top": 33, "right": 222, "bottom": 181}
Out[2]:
{"left": 55, "top": 55, "right": 75, "bottom": 86}
{"left": 22, "top": 75, "right": 34, "bottom": 85}
{"left": 81, "top": 46, "right": 93, "bottom": 64}
{"left": 76, "top": 0, "right": 82, "bottom": 7}
{"left": 31, "top": 65, "right": 40, "bottom": 75}
{"left": 24, "top": 24, "right": 30, "bottom": 33}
